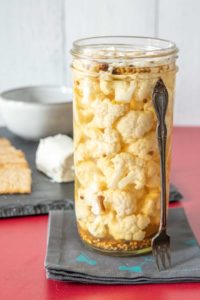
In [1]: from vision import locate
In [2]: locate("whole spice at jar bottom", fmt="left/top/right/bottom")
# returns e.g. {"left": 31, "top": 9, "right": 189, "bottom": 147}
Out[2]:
{"left": 78, "top": 226, "right": 152, "bottom": 252}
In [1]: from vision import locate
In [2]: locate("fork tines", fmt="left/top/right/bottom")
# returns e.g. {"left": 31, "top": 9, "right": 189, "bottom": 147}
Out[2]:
{"left": 152, "top": 230, "right": 171, "bottom": 271}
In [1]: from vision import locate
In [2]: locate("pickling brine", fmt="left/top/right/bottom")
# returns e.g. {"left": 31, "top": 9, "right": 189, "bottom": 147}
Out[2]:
{"left": 71, "top": 36, "right": 178, "bottom": 255}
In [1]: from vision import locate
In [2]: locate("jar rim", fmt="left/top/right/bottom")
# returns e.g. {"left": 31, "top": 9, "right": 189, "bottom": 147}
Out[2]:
{"left": 71, "top": 36, "right": 178, "bottom": 60}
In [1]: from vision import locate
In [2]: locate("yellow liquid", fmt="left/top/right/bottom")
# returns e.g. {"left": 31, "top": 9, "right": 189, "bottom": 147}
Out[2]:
{"left": 73, "top": 62, "right": 176, "bottom": 255}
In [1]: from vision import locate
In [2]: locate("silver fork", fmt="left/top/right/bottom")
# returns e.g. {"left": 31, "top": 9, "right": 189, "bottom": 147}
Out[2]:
{"left": 151, "top": 78, "right": 171, "bottom": 271}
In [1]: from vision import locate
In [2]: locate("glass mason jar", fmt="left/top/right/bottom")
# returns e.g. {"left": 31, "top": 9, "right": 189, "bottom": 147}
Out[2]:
{"left": 71, "top": 36, "right": 178, "bottom": 256}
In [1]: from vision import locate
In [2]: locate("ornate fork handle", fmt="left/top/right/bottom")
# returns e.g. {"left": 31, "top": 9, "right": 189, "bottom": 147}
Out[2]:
{"left": 151, "top": 78, "right": 171, "bottom": 270}
{"left": 152, "top": 78, "right": 168, "bottom": 231}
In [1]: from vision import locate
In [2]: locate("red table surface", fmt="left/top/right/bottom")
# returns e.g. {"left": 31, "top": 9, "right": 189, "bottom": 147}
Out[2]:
{"left": 1, "top": 127, "right": 200, "bottom": 300}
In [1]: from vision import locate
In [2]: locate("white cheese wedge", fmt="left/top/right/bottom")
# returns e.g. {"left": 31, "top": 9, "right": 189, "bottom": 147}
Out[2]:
{"left": 36, "top": 134, "right": 74, "bottom": 183}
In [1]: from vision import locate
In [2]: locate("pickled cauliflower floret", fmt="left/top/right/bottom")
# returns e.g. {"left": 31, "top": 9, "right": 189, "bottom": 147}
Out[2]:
{"left": 74, "top": 102, "right": 94, "bottom": 124}
{"left": 114, "top": 80, "right": 136, "bottom": 103}
{"left": 97, "top": 157, "right": 113, "bottom": 180}
{"left": 141, "top": 192, "right": 160, "bottom": 217}
{"left": 137, "top": 214, "right": 150, "bottom": 230}
{"left": 73, "top": 123, "right": 85, "bottom": 144}
{"left": 99, "top": 79, "right": 113, "bottom": 95}
{"left": 74, "top": 143, "right": 88, "bottom": 163}
{"left": 109, "top": 153, "right": 145, "bottom": 190}
{"left": 75, "top": 128, "right": 121, "bottom": 162}
{"left": 108, "top": 214, "right": 149, "bottom": 241}
{"left": 75, "top": 198, "right": 91, "bottom": 220}
{"left": 86, "top": 128, "right": 121, "bottom": 158}
{"left": 74, "top": 128, "right": 101, "bottom": 163}
{"left": 102, "top": 189, "right": 137, "bottom": 217}
{"left": 118, "top": 168, "right": 145, "bottom": 190}
{"left": 83, "top": 127, "right": 102, "bottom": 140}
{"left": 146, "top": 160, "right": 160, "bottom": 188}
{"left": 91, "top": 98, "right": 128, "bottom": 128}
{"left": 132, "top": 230, "right": 146, "bottom": 241}
{"left": 76, "top": 161, "right": 105, "bottom": 188}
{"left": 86, "top": 213, "right": 113, "bottom": 238}
{"left": 116, "top": 110, "right": 154, "bottom": 141}
{"left": 126, "top": 132, "right": 158, "bottom": 160}
{"left": 135, "top": 79, "right": 154, "bottom": 102}
{"left": 75, "top": 198, "right": 94, "bottom": 231}
{"left": 78, "top": 186, "right": 105, "bottom": 215}
{"left": 78, "top": 78, "right": 100, "bottom": 105}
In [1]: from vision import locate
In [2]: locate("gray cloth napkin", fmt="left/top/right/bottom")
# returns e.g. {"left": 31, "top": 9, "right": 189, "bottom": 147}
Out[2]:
{"left": 169, "top": 184, "right": 183, "bottom": 202}
{"left": 45, "top": 207, "right": 200, "bottom": 284}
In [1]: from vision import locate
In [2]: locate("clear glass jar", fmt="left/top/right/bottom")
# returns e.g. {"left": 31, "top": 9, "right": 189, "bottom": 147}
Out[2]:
{"left": 71, "top": 36, "right": 178, "bottom": 256}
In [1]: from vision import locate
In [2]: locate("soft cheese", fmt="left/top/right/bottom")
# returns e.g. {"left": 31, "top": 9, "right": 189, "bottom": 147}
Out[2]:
{"left": 36, "top": 134, "right": 74, "bottom": 183}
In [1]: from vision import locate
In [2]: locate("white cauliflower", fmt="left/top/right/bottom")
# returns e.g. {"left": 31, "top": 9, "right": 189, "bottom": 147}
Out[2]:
{"left": 78, "top": 186, "right": 105, "bottom": 215}
{"left": 74, "top": 128, "right": 102, "bottom": 163}
{"left": 116, "top": 110, "right": 154, "bottom": 141}
{"left": 75, "top": 197, "right": 94, "bottom": 231}
{"left": 91, "top": 98, "right": 128, "bottom": 128}
{"left": 109, "top": 215, "right": 137, "bottom": 241}
{"left": 111, "top": 152, "right": 136, "bottom": 175}
{"left": 73, "top": 102, "right": 94, "bottom": 124}
{"left": 141, "top": 198, "right": 155, "bottom": 217}
{"left": 99, "top": 79, "right": 113, "bottom": 95}
{"left": 108, "top": 214, "right": 149, "bottom": 241}
{"left": 141, "top": 192, "right": 160, "bottom": 217}
{"left": 75, "top": 198, "right": 91, "bottom": 220}
{"left": 73, "top": 123, "right": 85, "bottom": 145}
{"left": 83, "top": 127, "right": 102, "bottom": 140}
{"left": 75, "top": 128, "right": 121, "bottom": 162}
{"left": 137, "top": 214, "right": 150, "bottom": 230}
{"left": 86, "top": 213, "right": 114, "bottom": 238}
{"left": 118, "top": 167, "right": 145, "bottom": 190}
{"left": 114, "top": 80, "right": 136, "bottom": 103}
{"left": 74, "top": 143, "right": 88, "bottom": 163}
{"left": 97, "top": 157, "right": 113, "bottom": 180}
{"left": 136, "top": 79, "right": 154, "bottom": 102}
{"left": 102, "top": 189, "right": 137, "bottom": 217}
{"left": 146, "top": 160, "right": 160, "bottom": 188}
{"left": 126, "top": 132, "right": 158, "bottom": 160}
{"left": 76, "top": 160, "right": 105, "bottom": 188}
{"left": 87, "top": 217, "right": 107, "bottom": 238}
{"left": 109, "top": 153, "right": 145, "bottom": 190}
{"left": 86, "top": 128, "right": 121, "bottom": 158}
{"left": 132, "top": 230, "right": 146, "bottom": 241}
{"left": 78, "top": 78, "right": 100, "bottom": 105}
{"left": 97, "top": 153, "right": 145, "bottom": 190}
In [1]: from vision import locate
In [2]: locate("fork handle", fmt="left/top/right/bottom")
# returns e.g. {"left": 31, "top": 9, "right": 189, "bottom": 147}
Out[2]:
{"left": 152, "top": 79, "right": 168, "bottom": 231}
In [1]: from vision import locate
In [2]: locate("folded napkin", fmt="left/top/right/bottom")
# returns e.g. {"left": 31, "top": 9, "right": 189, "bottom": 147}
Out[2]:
{"left": 169, "top": 184, "right": 183, "bottom": 202}
{"left": 45, "top": 207, "right": 200, "bottom": 284}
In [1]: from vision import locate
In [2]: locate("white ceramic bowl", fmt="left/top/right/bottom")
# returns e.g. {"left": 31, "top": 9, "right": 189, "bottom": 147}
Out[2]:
{"left": 0, "top": 86, "right": 73, "bottom": 141}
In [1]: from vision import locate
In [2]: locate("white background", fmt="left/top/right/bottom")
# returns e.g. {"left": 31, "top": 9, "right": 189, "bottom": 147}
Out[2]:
{"left": 0, "top": 0, "right": 199, "bottom": 125}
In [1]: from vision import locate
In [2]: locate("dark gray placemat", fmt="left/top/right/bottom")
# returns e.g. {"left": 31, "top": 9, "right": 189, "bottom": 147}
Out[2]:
{"left": 45, "top": 208, "right": 200, "bottom": 284}
{"left": 0, "top": 127, "right": 74, "bottom": 218}
{"left": 0, "top": 127, "right": 182, "bottom": 218}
